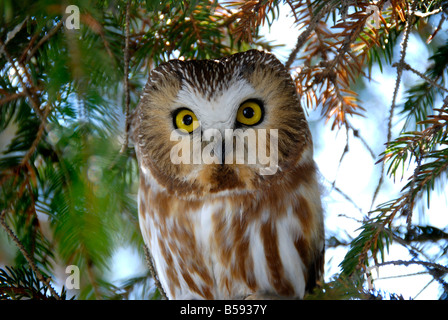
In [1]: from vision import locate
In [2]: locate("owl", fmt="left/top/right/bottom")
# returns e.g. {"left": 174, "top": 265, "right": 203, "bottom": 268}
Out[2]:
{"left": 133, "top": 49, "right": 324, "bottom": 299}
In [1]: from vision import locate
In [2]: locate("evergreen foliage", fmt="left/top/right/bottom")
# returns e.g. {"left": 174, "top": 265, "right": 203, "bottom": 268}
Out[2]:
{"left": 1, "top": 0, "right": 447, "bottom": 299}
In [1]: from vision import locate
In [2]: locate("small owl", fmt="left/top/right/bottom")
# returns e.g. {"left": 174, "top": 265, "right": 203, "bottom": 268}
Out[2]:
{"left": 133, "top": 49, "right": 324, "bottom": 299}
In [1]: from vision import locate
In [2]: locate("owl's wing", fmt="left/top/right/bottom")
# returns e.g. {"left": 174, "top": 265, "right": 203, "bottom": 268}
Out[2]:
{"left": 305, "top": 245, "right": 325, "bottom": 293}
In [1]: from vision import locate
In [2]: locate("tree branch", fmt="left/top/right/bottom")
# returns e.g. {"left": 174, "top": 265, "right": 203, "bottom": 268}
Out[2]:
{"left": 413, "top": 8, "right": 443, "bottom": 18}
{"left": 285, "top": 1, "right": 334, "bottom": 70}
{"left": 396, "top": 61, "right": 448, "bottom": 94}
{"left": 23, "top": 20, "right": 64, "bottom": 64}
{"left": 143, "top": 244, "right": 167, "bottom": 300}
{"left": 0, "top": 210, "right": 61, "bottom": 300}
{"left": 120, "top": 1, "right": 131, "bottom": 154}
{"left": 20, "top": 103, "right": 51, "bottom": 166}
{"left": 0, "top": 39, "right": 42, "bottom": 117}
{"left": 0, "top": 91, "right": 27, "bottom": 106}
{"left": 0, "top": 279, "right": 50, "bottom": 300}
{"left": 370, "top": 0, "right": 417, "bottom": 211}
{"left": 375, "top": 260, "right": 448, "bottom": 274}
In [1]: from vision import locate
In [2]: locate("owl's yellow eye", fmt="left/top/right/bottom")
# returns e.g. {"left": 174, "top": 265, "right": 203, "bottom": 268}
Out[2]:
{"left": 236, "top": 100, "right": 263, "bottom": 126}
{"left": 174, "top": 109, "right": 199, "bottom": 133}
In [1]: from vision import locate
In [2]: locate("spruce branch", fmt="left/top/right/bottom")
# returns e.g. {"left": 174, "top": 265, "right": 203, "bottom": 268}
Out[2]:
{"left": 403, "top": 151, "right": 422, "bottom": 232}
{"left": 347, "top": 122, "right": 376, "bottom": 159}
{"left": 143, "top": 244, "right": 167, "bottom": 300}
{"left": 0, "top": 39, "right": 42, "bottom": 117}
{"left": 22, "top": 20, "right": 64, "bottom": 64}
{"left": 225, "top": 0, "right": 278, "bottom": 43}
{"left": 427, "top": 14, "right": 445, "bottom": 43}
{"left": 397, "top": 61, "right": 448, "bottom": 94}
{"left": 389, "top": 0, "right": 417, "bottom": 146}
{"left": 120, "top": 1, "right": 132, "bottom": 154}
{"left": 85, "top": 258, "right": 102, "bottom": 299}
{"left": 285, "top": 0, "right": 335, "bottom": 70}
{"left": 80, "top": 13, "right": 115, "bottom": 60}
{"left": 413, "top": 7, "right": 443, "bottom": 18}
{"left": 375, "top": 260, "right": 448, "bottom": 275}
{"left": 344, "top": 105, "right": 448, "bottom": 276}
{"left": 370, "top": 0, "right": 418, "bottom": 211}
{"left": 0, "top": 266, "right": 66, "bottom": 300}
{"left": 0, "top": 91, "right": 27, "bottom": 106}
{"left": 0, "top": 211, "right": 61, "bottom": 300}
{"left": 20, "top": 103, "right": 51, "bottom": 167}
{"left": 323, "top": 176, "right": 363, "bottom": 214}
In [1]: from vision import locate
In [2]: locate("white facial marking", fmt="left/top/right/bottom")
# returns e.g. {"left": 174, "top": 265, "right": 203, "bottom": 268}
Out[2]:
{"left": 175, "top": 78, "right": 257, "bottom": 131}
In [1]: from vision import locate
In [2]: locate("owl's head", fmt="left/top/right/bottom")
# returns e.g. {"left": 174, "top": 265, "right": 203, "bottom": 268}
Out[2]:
{"left": 134, "top": 50, "right": 312, "bottom": 199}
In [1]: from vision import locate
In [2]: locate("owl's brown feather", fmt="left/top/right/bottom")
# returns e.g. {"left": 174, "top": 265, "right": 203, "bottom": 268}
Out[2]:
{"left": 138, "top": 151, "right": 323, "bottom": 298}
{"left": 134, "top": 49, "right": 324, "bottom": 299}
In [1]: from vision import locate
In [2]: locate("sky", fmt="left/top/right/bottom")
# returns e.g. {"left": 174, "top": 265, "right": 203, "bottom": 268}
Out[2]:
{"left": 104, "top": 3, "right": 448, "bottom": 300}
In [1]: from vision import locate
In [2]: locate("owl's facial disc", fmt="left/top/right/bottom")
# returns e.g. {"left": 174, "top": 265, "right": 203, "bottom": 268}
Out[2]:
{"left": 167, "top": 98, "right": 279, "bottom": 196}
{"left": 136, "top": 49, "right": 311, "bottom": 198}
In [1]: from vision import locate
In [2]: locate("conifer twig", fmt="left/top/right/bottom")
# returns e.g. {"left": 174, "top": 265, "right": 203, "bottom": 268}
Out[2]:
{"left": 413, "top": 8, "right": 443, "bottom": 18}
{"left": 370, "top": 0, "right": 417, "bottom": 211}
{"left": 20, "top": 103, "right": 51, "bottom": 166}
{"left": 0, "top": 91, "right": 27, "bottom": 106}
{"left": 403, "top": 152, "right": 423, "bottom": 232}
{"left": 285, "top": 1, "right": 334, "bottom": 69}
{"left": 390, "top": 0, "right": 417, "bottom": 143}
{"left": 121, "top": 1, "right": 131, "bottom": 154}
{"left": 23, "top": 20, "right": 64, "bottom": 64}
{"left": 0, "top": 210, "right": 61, "bottom": 300}
{"left": 375, "top": 260, "right": 448, "bottom": 274}
{"left": 397, "top": 61, "right": 448, "bottom": 94}
{"left": 0, "top": 39, "right": 42, "bottom": 117}
{"left": 143, "top": 244, "right": 167, "bottom": 300}
{"left": 347, "top": 122, "right": 375, "bottom": 159}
